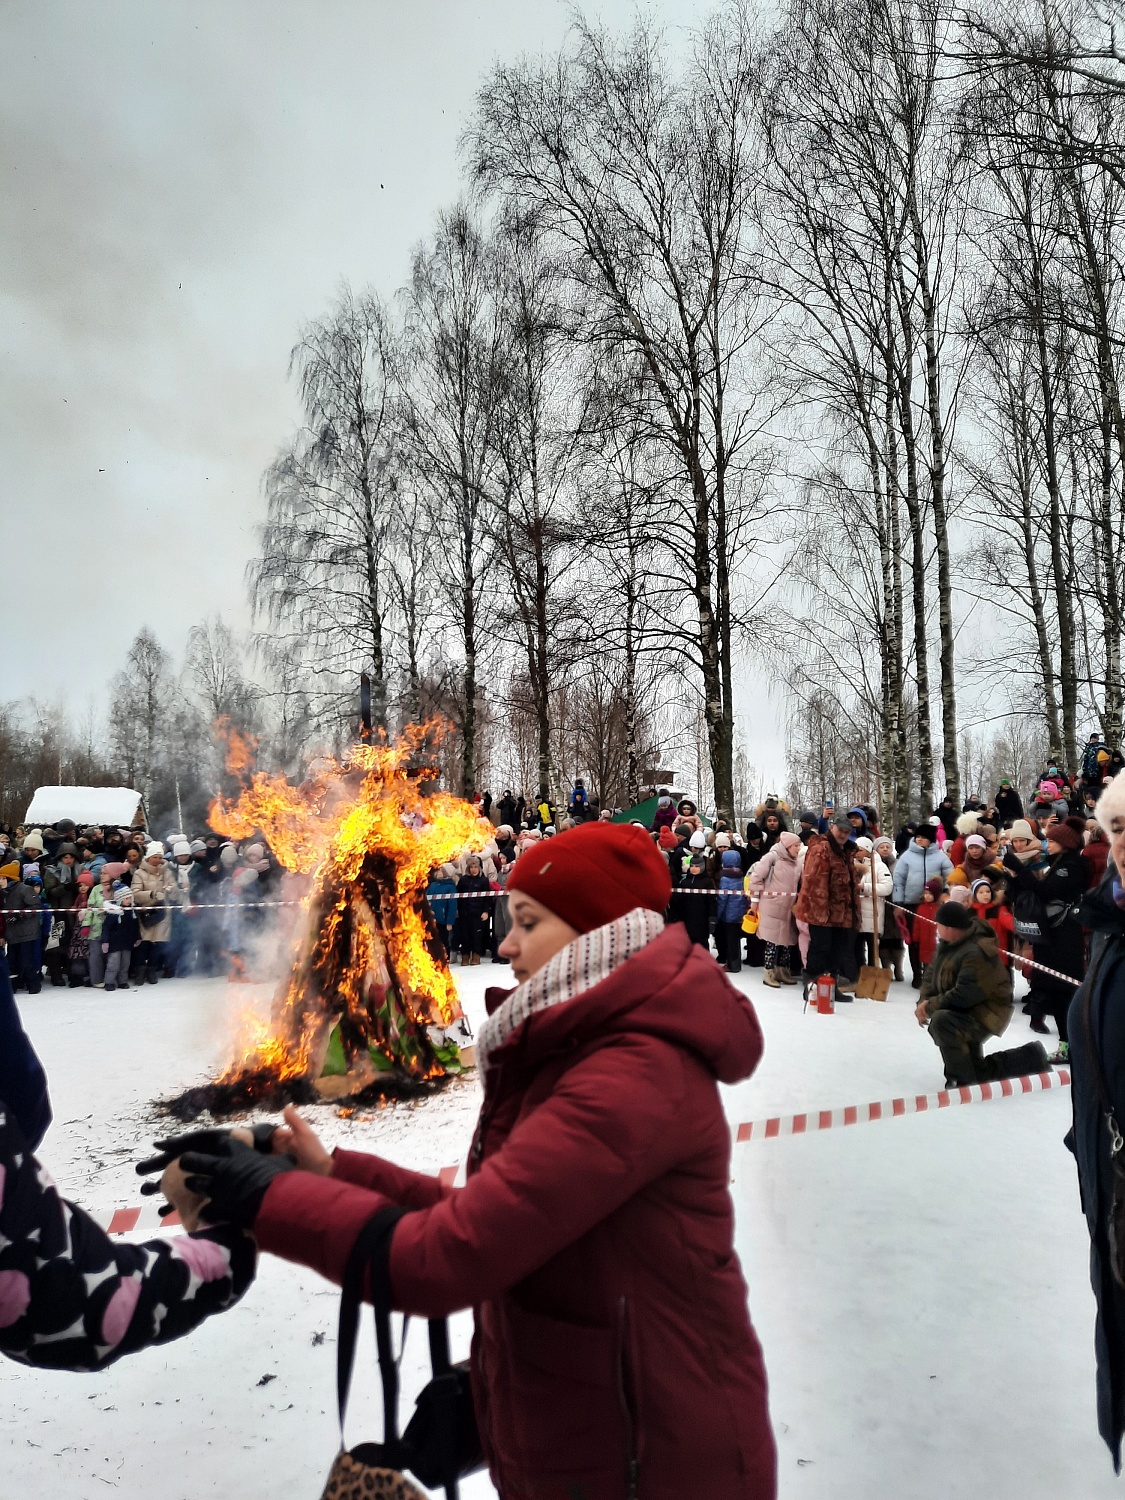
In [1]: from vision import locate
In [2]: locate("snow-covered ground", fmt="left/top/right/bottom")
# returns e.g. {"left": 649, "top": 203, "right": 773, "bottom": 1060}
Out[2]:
{"left": 1, "top": 962, "right": 1113, "bottom": 1498}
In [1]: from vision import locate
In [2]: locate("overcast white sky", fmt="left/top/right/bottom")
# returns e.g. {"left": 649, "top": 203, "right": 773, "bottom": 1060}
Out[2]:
{"left": 1, "top": 0, "right": 789, "bottom": 788}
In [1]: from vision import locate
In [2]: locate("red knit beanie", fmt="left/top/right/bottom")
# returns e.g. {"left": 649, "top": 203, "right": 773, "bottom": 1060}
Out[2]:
{"left": 506, "top": 821, "right": 672, "bottom": 934}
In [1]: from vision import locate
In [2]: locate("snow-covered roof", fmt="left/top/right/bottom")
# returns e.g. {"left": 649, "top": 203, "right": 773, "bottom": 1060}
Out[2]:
{"left": 24, "top": 786, "right": 146, "bottom": 829}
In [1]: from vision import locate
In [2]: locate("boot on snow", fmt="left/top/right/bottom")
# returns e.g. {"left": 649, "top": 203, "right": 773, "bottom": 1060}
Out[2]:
{"left": 990, "top": 1040, "right": 1053, "bottom": 1080}
{"left": 145, "top": 967, "right": 158, "bottom": 985}
{"left": 763, "top": 969, "right": 781, "bottom": 988}
{"left": 777, "top": 967, "right": 799, "bottom": 985}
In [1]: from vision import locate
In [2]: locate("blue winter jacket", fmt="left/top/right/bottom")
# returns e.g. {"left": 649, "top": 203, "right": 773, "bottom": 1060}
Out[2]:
{"left": 716, "top": 850, "right": 749, "bottom": 923}
{"left": 426, "top": 877, "right": 458, "bottom": 928}
{"left": 891, "top": 841, "right": 954, "bottom": 905}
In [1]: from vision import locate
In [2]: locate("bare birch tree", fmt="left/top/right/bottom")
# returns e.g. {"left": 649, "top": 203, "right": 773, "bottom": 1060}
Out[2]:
{"left": 467, "top": 4, "right": 774, "bottom": 819}
{"left": 400, "top": 205, "right": 504, "bottom": 796}
{"left": 249, "top": 288, "right": 397, "bottom": 732}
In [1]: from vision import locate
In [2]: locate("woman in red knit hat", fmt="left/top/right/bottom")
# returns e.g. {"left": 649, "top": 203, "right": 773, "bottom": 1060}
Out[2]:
{"left": 152, "top": 821, "right": 776, "bottom": 1500}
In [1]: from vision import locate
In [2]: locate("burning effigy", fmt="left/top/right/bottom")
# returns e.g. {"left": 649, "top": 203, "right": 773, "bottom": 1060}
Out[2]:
{"left": 162, "top": 724, "right": 491, "bottom": 1121}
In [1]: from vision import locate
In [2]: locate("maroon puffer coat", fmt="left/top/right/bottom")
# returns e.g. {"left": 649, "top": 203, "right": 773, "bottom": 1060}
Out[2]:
{"left": 256, "top": 922, "right": 776, "bottom": 1500}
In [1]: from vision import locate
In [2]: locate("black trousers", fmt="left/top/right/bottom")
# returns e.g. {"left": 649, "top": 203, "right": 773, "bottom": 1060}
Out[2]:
{"left": 1029, "top": 925, "right": 1086, "bottom": 1042}
{"left": 7, "top": 940, "right": 41, "bottom": 994}
{"left": 717, "top": 921, "right": 743, "bottom": 971}
{"left": 806, "top": 925, "right": 855, "bottom": 980}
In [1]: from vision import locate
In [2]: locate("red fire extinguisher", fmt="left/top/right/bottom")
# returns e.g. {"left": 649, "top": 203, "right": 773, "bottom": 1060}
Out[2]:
{"left": 815, "top": 974, "right": 836, "bottom": 1014}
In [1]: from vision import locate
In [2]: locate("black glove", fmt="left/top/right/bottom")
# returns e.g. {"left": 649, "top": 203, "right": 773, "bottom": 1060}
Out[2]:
{"left": 136, "top": 1123, "right": 277, "bottom": 1187}
{"left": 179, "top": 1142, "right": 297, "bottom": 1228}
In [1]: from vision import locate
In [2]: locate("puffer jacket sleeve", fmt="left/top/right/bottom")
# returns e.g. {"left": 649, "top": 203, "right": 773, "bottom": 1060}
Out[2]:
{"left": 0, "top": 1101, "right": 255, "bottom": 1372}
{"left": 330, "top": 1148, "right": 451, "bottom": 1209}
{"left": 748, "top": 850, "right": 774, "bottom": 900}
{"left": 257, "top": 1032, "right": 701, "bottom": 1317}
{"left": 892, "top": 847, "right": 912, "bottom": 904}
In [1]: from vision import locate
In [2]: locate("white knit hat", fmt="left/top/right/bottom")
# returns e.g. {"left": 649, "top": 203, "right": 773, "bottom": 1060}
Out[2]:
{"left": 689, "top": 830, "right": 708, "bottom": 850}
{"left": 144, "top": 841, "right": 164, "bottom": 860}
{"left": 172, "top": 840, "right": 191, "bottom": 858}
{"left": 1096, "top": 773, "right": 1125, "bottom": 836}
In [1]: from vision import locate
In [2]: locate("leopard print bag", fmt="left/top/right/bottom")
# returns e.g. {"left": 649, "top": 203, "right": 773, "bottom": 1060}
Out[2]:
{"left": 320, "top": 1447, "right": 426, "bottom": 1499}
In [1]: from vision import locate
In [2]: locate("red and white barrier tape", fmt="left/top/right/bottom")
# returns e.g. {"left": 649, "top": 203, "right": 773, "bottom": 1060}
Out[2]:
{"left": 733, "top": 1067, "right": 1071, "bottom": 1143}
{"left": 886, "top": 901, "right": 1084, "bottom": 988}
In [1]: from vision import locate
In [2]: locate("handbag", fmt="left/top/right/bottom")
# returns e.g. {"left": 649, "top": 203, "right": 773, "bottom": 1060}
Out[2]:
{"left": 137, "top": 901, "right": 167, "bottom": 932}
{"left": 321, "top": 1205, "right": 483, "bottom": 1500}
{"left": 1081, "top": 950, "right": 1125, "bottom": 1288}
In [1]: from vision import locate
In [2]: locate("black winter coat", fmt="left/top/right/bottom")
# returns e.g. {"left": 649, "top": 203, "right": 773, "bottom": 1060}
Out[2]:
{"left": 1067, "top": 876, "right": 1125, "bottom": 1468}
{"left": 455, "top": 873, "right": 494, "bottom": 940}
{"left": 3, "top": 882, "right": 43, "bottom": 945}
{"left": 995, "top": 787, "right": 1024, "bottom": 824}
{"left": 671, "top": 872, "right": 715, "bottom": 946}
{"left": 1004, "top": 847, "right": 1085, "bottom": 952}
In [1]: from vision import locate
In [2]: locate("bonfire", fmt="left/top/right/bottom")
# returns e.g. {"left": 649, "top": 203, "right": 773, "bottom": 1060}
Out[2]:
{"left": 163, "top": 723, "right": 492, "bottom": 1121}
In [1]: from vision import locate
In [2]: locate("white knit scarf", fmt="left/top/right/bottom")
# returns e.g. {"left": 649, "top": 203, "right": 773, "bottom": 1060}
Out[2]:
{"left": 476, "top": 907, "right": 665, "bottom": 1075}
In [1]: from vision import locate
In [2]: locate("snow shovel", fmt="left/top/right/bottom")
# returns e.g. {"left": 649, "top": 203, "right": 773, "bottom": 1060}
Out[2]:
{"left": 854, "top": 850, "right": 891, "bottom": 1001}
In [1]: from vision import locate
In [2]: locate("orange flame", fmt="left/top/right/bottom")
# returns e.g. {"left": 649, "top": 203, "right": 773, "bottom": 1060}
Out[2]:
{"left": 209, "top": 721, "right": 492, "bottom": 1085}
{"left": 212, "top": 718, "right": 261, "bottom": 778}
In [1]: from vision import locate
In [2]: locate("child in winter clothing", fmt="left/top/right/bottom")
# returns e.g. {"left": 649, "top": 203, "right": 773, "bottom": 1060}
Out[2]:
{"left": 970, "top": 876, "right": 1015, "bottom": 965}
{"left": 914, "top": 877, "right": 946, "bottom": 983}
{"left": 715, "top": 848, "right": 749, "bottom": 973}
{"left": 84, "top": 862, "right": 123, "bottom": 987}
{"left": 66, "top": 870, "right": 95, "bottom": 987}
{"left": 425, "top": 865, "right": 458, "bottom": 960}
{"left": 0, "top": 1099, "right": 256, "bottom": 1372}
{"left": 101, "top": 882, "right": 138, "bottom": 991}
{"left": 671, "top": 854, "right": 715, "bottom": 949}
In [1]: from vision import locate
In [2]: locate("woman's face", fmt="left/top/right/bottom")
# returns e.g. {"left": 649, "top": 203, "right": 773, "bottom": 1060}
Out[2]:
{"left": 466, "top": 857, "right": 481, "bottom": 876}
{"left": 499, "top": 891, "right": 580, "bottom": 983}
{"left": 1105, "top": 810, "right": 1125, "bottom": 878}
{"left": 1045, "top": 837, "right": 1062, "bottom": 857}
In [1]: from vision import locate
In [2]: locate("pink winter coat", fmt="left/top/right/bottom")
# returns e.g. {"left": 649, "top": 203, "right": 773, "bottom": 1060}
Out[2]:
{"left": 748, "top": 836, "right": 802, "bottom": 947}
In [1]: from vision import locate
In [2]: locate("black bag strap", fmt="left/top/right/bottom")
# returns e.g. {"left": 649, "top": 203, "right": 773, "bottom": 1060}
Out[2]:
{"left": 337, "top": 1204, "right": 410, "bottom": 1448}
{"left": 428, "top": 1316, "right": 452, "bottom": 1376}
